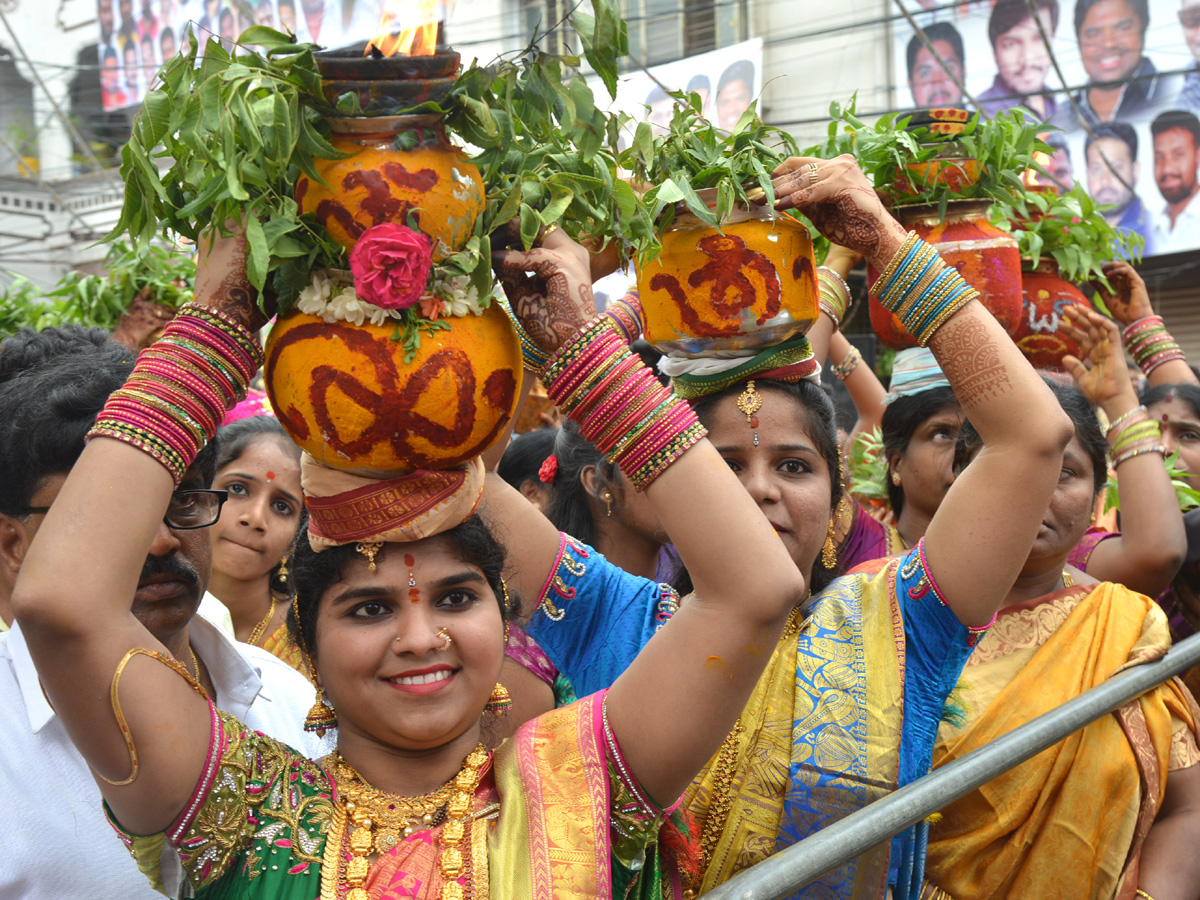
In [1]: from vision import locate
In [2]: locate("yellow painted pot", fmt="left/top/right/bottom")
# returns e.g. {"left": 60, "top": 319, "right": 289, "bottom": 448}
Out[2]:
{"left": 265, "top": 304, "right": 521, "bottom": 472}
{"left": 636, "top": 195, "right": 818, "bottom": 355}
{"left": 295, "top": 114, "right": 484, "bottom": 261}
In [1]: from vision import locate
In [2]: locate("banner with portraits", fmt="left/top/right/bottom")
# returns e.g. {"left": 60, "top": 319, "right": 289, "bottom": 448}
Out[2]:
{"left": 893, "top": 0, "right": 1200, "bottom": 257}
{"left": 97, "top": 0, "right": 396, "bottom": 111}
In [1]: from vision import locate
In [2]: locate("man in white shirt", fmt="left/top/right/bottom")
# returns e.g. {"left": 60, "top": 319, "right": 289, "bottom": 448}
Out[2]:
{"left": 1152, "top": 109, "right": 1200, "bottom": 255}
{"left": 0, "top": 327, "right": 329, "bottom": 898}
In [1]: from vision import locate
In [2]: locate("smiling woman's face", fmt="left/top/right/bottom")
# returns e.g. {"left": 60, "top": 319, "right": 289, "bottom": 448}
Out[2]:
{"left": 209, "top": 436, "right": 302, "bottom": 583}
{"left": 313, "top": 539, "right": 505, "bottom": 752}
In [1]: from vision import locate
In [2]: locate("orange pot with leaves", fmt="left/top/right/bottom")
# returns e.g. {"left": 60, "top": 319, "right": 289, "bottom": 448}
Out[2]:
{"left": 867, "top": 199, "right": 1022, "bottom": 349}
{"left": 295, "top": 113, "right": 485, "bottom": 261}
{"left": 266, "top": 300, "right": 521, "bottom": 473}
{"left": 636, "top": 191, "right": 819, "bottom": 355}
{"left": 1013, "top": 258, "right": 1091, "bottom": 371}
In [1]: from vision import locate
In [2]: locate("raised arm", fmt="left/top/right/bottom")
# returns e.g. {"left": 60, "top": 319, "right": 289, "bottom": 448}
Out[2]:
{"left": 1097, "top": 261, "right": 1198, "bottom": 389}
{"left": 773, "top": 154, "right": 1074, "bottom": 627}
{"left": 1063, "top": 305, "right": 1186, "bottom": 595}
{"left": 493, "top": 230, "right": 803, "bottom": 806}
{"left": 9, "top": 232, "right": 260, "bottom": 835}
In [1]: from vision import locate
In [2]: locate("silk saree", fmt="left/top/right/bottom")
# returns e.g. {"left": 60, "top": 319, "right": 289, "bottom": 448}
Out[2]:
{"left": 528, "top": 535, "right": 979, "bottom": 900}
{"left": 108, "top": 691, "right": 679, "bottom": 900}
{"left": 922, "top": 582, "right": 1200, "bottom": 900}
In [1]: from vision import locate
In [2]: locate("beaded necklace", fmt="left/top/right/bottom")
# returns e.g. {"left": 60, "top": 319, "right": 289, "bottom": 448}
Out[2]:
{"left": 323, "top": 743, "right": 489, "bottom": 900}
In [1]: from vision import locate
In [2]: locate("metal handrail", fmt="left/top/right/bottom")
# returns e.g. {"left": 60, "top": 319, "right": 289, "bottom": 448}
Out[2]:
{"left": 698, "top": 631, "right": 1200, "bottom": 900}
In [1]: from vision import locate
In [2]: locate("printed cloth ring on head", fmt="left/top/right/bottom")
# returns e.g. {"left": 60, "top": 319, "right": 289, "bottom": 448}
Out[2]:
{"left": 302, "top": 454, "right": 486, "bottom": 550}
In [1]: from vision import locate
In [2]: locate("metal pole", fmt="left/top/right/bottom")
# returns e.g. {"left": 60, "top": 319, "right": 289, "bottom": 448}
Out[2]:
{"left": 699, "top": 631, "right": 1200, "bottom": 900}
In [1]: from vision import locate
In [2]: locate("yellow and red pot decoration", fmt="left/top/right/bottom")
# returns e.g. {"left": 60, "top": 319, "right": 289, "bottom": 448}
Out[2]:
{"left": 636, "top": 191, "right": 819, "bottom": 355}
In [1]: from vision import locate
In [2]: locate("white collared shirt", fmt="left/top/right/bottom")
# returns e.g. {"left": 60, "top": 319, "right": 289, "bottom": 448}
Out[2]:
{"left": 0, "top": 616, "right": 332, "bottom": 898}
{"left": 1154, "top": 193, "right": 1200, "bottom": 255}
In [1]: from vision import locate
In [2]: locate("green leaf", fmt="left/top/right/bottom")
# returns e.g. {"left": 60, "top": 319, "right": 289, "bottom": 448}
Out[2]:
{"left": 244, "top": 211, "right": 269, "bottom": 292}
{"left": 519, "top": 203, "right": 540, "bottom": 249}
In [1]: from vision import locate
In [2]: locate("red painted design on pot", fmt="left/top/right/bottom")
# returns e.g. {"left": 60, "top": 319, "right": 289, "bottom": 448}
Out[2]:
{"left": 1013, "top": 258, "right": 1091, "bottom": 371}
{"left": 296, "top": 114, "right": 484, "bottom": 261}
{"left": 636, "top": 189, "right": 818, "bottom": 355}
{"left": 265, "top": 305, "right": 520, "bottom": 472}
{"left": 867, "top": 199, "right": 1022, "bottom": 349}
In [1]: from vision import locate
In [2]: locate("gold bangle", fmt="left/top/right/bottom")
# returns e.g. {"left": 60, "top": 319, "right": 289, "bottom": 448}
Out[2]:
{"left": 1136, "top": 890, "right": 1156, "bottom": 900}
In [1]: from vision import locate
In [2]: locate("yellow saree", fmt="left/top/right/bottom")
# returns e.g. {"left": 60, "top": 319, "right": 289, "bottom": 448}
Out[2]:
{"left": 683, "top": 564, "right": 905, "bottom": 899}
{"left": 924, "top": 582, "right": 1200, "bottom": 900}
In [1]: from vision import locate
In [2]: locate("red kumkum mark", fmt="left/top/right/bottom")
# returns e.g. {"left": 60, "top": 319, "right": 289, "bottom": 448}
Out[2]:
{"left": 405, "top": 554, "right": 420, "bottom": 603}
{"left": 266, "top": 471, "right": 275, "bottom": 481}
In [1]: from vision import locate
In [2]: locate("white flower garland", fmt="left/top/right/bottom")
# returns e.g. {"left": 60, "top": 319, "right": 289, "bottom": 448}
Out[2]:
{"left": 296, "top": 269, "right": 486, "bottom": 326}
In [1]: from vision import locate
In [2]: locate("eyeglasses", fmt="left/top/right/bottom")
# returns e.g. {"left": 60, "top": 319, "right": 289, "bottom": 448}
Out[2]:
{"left": 25, "top": 489, "right": 229, "bottom": 530}
{"left": 1181, "top": 7, "right": 1200, "bottom": 28}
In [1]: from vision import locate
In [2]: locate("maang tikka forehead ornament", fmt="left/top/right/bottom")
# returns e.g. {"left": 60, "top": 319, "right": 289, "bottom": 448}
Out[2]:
{"left": 737, "top": 380, "right": 764, "bottom": 446}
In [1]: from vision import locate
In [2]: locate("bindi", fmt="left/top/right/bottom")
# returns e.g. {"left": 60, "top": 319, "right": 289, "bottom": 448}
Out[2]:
{"left": 405, "top": 553, "right": 420, "bottom": 603}
{"left": 266, "top": 470, "right": 276, "bottom": 481}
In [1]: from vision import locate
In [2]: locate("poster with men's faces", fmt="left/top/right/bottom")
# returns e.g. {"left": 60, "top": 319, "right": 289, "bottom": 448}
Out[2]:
{"left": 98, "top": 0, "right": 389, "bottom": 111}
{"left": 893, "top": 0, "right": 1200, "bottom": 258}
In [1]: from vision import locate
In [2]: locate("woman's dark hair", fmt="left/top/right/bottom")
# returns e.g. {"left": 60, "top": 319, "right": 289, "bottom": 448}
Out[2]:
{"left": 497, "top": 429, "right": 556, "bottom": 491}
{"left": 215, "top": 415, "right": 298, "bottom": 471}
{"left": 287, "top": 514, "right": 517, "bottom": 657}
{"left": 215, "top": 415, "right": 302, "bottom": 595}
{"left": 1142, "top": 383, "right": 1200, "bottom": 421}
{"left": 680, "top": 378, "right": 844, "bottom": 594}
{"left": 544, "top": 419, "right": 619, "bottom": 546}
{"left": 881, "top": 386, "right": 958, "bottom": 516}
{"left": 955, "top": 378, "right": 1106, "bottom": 494}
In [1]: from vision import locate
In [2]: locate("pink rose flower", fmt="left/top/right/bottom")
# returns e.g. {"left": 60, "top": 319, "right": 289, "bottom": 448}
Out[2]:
{"left": 349, "top": 223, "right": 434, "bottom": 310}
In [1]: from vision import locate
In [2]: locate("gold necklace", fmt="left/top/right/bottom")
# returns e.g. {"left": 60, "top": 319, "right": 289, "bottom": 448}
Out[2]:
{"left": 185, "top": 647, "right": 210, "bottom": 699}
{"left": 246, "top": 595, "right": 278, "bottom": 646}
{"left": 327, "top": 743, "right": 488, "bottom": 900}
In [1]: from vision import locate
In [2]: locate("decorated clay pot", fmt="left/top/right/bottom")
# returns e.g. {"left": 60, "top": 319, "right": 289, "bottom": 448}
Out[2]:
{"left": 1013, "top": 258, "right": 1091, "bottom": 371}
{"left": 264, "top": 303, "right": 521, "bottom": 472}
{"left": 896, "top": 150, "right": 982, "bottom": 197}
{"left": 636, "top": 190, "right": 819, "bottom": 355}
{"left": 295, "top": 114, "right": 484, "bottom": 261}
{"left": 867, "top": 199, "right": 1022, "bottom": 349}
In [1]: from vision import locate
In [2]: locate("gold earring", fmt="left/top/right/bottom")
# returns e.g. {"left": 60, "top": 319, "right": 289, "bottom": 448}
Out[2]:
{"left": 891, "top": 471, "right": 901, "bottom": 486}
{"left": 484, "top": 683, "right": 512, "bottom": 717}
{"left": 356, "top": 541, "right": 383, "bottom": 572}
{"left": 603, "top": 492, "right": 614, "bottom": 517}
{"left": 304, "top": 685, "right": 337, "bottom": 737}
{"left": 822, "top": 494, "right": 849, "bottom": 569}
{"left": 736, "top": 379, "right": 763, "bottom": 447}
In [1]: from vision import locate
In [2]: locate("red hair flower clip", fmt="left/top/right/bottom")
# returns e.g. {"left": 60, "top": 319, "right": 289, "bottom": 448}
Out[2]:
{"left": 538, "top": 455, "right": 558, "bottom": 484}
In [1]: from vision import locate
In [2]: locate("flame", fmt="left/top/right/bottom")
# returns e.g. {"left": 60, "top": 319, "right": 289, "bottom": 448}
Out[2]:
{"left": 367, "top": 0, "right": 441, "bottom": 56}
{"left": 1023, "top": 150, "right": 1054, "bottom": 190}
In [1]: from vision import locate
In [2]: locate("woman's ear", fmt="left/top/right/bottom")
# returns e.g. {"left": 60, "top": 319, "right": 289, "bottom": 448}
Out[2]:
{"left": 579, "top": 464, "right": 598, "bottom": 498}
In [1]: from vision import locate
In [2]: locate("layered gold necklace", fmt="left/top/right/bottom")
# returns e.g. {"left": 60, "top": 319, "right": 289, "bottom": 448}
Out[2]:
{"left": 323, "top": 743, "right": 489, "bottom": 900}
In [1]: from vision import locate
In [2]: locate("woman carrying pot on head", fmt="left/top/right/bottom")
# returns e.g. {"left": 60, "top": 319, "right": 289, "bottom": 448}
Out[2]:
{"left": 486, "top": 153, "right": 1075, "bottom": 899}
{"left": 795, "top": 246, "right": 956, "bottom": 571}
{"left": 923, "top": 340, "right": 1200, "bottom": 900}
{"left": 10, "top": 223, "right": 804, "bottom": 899}
{"left": 205, "top": 414, "right": 309, "bottom": 673}
{"left": 1141, "top": 383, "right": 1200, "bottom": 648}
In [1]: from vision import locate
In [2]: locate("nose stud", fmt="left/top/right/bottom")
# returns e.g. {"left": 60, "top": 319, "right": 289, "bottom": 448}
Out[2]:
{"left": 436, "top": 627, "right": 452, "bottom": 651}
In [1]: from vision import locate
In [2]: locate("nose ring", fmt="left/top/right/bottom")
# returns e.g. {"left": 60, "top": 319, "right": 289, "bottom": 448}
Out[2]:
{"left": 436, "top": 627, "right": 452, "bottom": 651}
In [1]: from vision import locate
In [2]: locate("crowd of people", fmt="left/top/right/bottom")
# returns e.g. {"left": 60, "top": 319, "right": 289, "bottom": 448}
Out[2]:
{"left": 1, "top": 150, "right": 1199, "bottom": 900}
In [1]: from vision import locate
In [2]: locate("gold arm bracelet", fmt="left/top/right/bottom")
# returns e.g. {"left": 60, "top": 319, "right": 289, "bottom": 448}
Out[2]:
{"left": 95, "top": 647, "right": 208, "bottom": 786}
{"left": 1136, "top": 891, "right": 1155, "bottom": 900}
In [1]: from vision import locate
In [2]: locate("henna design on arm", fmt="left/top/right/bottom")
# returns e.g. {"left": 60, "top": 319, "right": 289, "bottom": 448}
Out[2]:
{"left": 494, "top": 251, "right": 594, "bottom": 353}
{"left": 929, "top": 313, "right": 1013, "bottom": 413}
